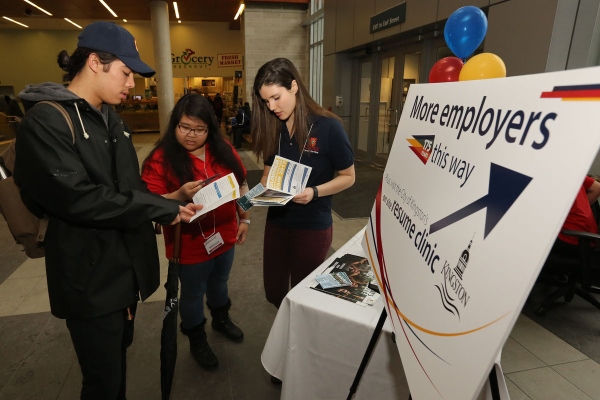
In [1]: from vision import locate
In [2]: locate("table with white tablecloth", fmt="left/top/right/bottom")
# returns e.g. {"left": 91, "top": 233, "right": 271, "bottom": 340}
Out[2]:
{"left": 261, "top": 229, "right": 510, "bottom": 400}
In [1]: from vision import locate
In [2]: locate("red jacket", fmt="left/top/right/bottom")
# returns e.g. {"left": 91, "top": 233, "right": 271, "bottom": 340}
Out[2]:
{"left": 559, "top": 176, "right": 598, "bottom": 245}
{"left": 142, "top": 144, "right": 245, "bottom": 263}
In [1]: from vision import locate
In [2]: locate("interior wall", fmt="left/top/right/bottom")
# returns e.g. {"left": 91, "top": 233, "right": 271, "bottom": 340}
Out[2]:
{"left": 243, "top": 3, "right": 308, "bottom": 106}
{"left": 323, "top": 53, "right": 352, "bottom": 117}
{"left": 0, "top": 30, "right": 77, "bottom": 96}
{"left": 324, "top": 0, "right": 587, "bottom": 78}
{"left": 169, "top": 22, "right": 243, "bottom": 79}
{"left": 567, "top": 0, "right": 600, "bottom": 69}
{"left": 485, "top": 0, "right": 560, "bottom": 76}
{"left": 0, "top": 21, "right": 243, "bottom": 97}
{"left": 325, "top": 0, "right": 506, "bottom": 54}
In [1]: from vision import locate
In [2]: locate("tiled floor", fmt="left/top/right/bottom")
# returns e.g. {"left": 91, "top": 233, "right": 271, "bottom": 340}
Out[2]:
{"left": 1, "top": 133, "right": 599, "bottom": 399}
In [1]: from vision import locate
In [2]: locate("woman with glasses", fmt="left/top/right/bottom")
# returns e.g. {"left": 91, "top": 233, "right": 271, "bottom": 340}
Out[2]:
{"left": 141, "top": 93, "right": 250, "bottom": 371}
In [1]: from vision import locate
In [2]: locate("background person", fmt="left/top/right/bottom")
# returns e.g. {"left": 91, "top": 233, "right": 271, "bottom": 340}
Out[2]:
{"left": 251, "top": 57, "right": 355, "bottom": 309}
{"left": 212, "top": 92, "right": 224, "bottom": 123}
{"left": 4, "top": 95, "right": 23, "bottom": 118}
{"left": 14, "top": 22, "right": 201, "bottom": 400}
{"left": 551, "top": 175, "right": 600, "bottom": 258}
{"left": 242, "top": 101, "right": 251, "bottom": 118}
{"left": 0, "top": 95, "right": 9, "bottom": 114}
{"left": 142, "top": 93, "right": 250, "bottom": 371}
{"left": 232, "top": 101, "right": 251, "bottom": 149}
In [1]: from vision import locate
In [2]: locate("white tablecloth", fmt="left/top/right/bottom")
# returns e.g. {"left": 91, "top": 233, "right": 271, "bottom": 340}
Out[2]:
{"left": 261, "top": 229, "right": 510, "bottom": 400}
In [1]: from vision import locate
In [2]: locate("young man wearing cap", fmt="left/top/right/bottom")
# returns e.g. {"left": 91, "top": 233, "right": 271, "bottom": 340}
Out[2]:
{"left": 14, "top": 22, "right": 200, "bottom": 399}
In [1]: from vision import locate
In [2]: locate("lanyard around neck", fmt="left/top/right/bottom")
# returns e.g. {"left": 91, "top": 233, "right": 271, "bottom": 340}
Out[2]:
{"left": 278, "top": 123, "right": 314, "bottom": 164}
{"left": 197, "top": 154, "right": 216, "bottom": 239}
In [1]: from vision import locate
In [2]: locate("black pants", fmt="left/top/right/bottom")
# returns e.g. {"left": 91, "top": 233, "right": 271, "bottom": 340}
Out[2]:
{"left": 551, "top": 238, "right": 579, "bottom": 258}
{"left": 66, "top": 303, "right": 137, "bottom": 400}
{"left": 233, "top": 127, "right": 249, "bottom": 148}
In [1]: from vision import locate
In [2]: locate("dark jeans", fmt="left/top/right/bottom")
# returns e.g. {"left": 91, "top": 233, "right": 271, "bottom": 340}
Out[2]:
{"left": 66, "top": 303, "right": 137, "bottom": 400}
{"left": 263, "top": 222, "right": 332, "bottom": 308}
{"left": 178, "top": 246, "right": 235, "bottom": 329}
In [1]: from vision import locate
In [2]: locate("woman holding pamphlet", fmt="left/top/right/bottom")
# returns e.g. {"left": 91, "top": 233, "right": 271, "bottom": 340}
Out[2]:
{"left": 141, "top": 93, "right": 250, "bottom": 371}
{"left": 251, "top": 57, "right": 356, "bottom": 309}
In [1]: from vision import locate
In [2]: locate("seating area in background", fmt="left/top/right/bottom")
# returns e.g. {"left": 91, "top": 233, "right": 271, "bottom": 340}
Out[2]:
{"left": 0, "top": 113, "right": 19, "bottom": 142}
{"left": 534, "top": 201, "right": 600, "bottom": 316}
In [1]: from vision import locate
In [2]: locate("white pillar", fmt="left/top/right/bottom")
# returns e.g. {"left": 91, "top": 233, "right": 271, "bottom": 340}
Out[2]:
{"left": 149, "top": 0, "right": 174, "bottom": 136}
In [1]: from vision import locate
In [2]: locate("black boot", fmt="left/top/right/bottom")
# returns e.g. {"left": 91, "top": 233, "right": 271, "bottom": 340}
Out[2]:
{"left": 180, "top": 320, "right": 218, "bottom": 370}
{"left": 207, "top": 298, "right": 244, "bottom": 342}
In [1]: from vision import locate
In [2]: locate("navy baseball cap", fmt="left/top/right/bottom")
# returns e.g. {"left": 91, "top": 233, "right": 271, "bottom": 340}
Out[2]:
{"left": 78, "top": 22, "right": 155, "bottom": 77}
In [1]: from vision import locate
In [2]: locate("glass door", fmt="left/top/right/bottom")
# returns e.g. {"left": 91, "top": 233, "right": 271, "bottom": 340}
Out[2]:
{"left": 374, "top": 48, "right": 421, "bottom": 166}
{"left": 350, "top": 44, "right": 426, "bottom": 165}
{"left": 375, "top": 54, "right": 396, "bottom": 164}
{"left": 355, "top": 59, "right": 372, "bottom": 160}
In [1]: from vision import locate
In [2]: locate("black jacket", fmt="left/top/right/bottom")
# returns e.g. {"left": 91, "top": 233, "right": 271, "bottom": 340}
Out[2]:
{"left": 15, "top": 82, "right": 180, "bottom": 319}
{"left": 234, "top": 107, "right": 251, "bottom": 132}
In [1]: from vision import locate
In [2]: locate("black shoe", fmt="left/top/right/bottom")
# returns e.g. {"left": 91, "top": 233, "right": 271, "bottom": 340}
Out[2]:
{"left": 180, "top": 320, "right": 218, "bottom": 370}
{"left": 208, "top": 298, "right": 244, "bottom": 342}
{"left": 270, "top": 376, "right": 282, "bottom": 384}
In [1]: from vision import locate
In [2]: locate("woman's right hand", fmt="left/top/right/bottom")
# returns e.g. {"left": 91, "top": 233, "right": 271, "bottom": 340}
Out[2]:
{"left": 176, "top": 180, "right": 204, "bottom": 201}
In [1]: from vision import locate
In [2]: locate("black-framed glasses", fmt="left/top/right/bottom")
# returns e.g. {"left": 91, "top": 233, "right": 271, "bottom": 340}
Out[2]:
{"left": 178, "top": 124, "right": 208, "bottom": 137}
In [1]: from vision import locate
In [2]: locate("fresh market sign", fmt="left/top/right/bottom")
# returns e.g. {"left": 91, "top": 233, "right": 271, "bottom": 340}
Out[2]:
{"left": 218, "top": 53, "right": 242, "bottom": 67}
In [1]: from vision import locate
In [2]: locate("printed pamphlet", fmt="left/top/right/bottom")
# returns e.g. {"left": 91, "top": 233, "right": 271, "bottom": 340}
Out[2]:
{"left": 314, "top": 271, "right": 352, "bottom": 289}
{"left": 236, "top": 155, "right": 312, "bottom": 211}
{"left": 190, "top": 172, "right": 240, "bottom": 222}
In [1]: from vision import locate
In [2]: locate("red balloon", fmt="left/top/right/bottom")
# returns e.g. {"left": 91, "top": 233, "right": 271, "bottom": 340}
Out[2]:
{"left": 428, "top": 57, "right": 464, "bottom": 83}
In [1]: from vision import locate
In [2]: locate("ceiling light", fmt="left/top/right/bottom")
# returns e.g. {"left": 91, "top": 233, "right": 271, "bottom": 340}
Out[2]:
{"left": 173, "top": 2, "right": 180, "bottom": 19}
{"left": 64, "top": 18, "right": 82, "bottom": 29}
{"left": 234, "top": 3, "right": 245, "bottom": 20}
{"left": 178, "top": 20, "right": 181, "bottom": 24}
{"left": 23, "top": 0, "right": 52, "bottom": 16}
{"left": 99, "top": 0, "right": 118, "bottom": 18}
{"left": 123, "top": 19, "right": 127, "bottom": 22}
{"left": 2, "top": 16, "right": 28, "bottom": 27}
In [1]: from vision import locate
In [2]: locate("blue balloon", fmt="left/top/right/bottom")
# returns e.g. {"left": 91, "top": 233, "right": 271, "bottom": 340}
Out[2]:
{"left": 444, "top": 6, "right": 488, "bottom": 60}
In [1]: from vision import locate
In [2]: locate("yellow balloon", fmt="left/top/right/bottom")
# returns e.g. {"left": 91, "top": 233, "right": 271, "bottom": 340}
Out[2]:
{"left": 459, "top": 53, "right": 506, "bottom": 81}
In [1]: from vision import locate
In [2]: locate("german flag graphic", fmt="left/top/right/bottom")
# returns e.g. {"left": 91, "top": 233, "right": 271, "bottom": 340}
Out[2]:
{"left": 541, "top": 84, "right": 600, "bottom": 101}
{"left": 407, "top": 135, "right": 435, "bottom": 164}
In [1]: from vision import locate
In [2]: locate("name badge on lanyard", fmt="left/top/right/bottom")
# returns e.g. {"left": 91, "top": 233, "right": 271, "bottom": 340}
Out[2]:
{"left": 204, "top": 232, "right": 224, "bottom": 254}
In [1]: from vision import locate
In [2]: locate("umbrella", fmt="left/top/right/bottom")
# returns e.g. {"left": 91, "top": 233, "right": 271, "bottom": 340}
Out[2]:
{"left": 161, "top": 223, "right": 182, "bottom": 400}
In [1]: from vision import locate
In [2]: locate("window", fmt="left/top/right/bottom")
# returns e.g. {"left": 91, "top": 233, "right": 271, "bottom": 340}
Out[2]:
{"left": 309, "top": 0, "right": 324, "bottom": 105}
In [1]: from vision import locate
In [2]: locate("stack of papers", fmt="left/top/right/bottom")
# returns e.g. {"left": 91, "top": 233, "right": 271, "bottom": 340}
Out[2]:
{"left": 237, "top": 156, "right": 311, "bottom": 211}
{"left": 310, "top": 254, "right": 380, "bottom": 306}
{"left": 314, "top": 271, "right": 352, "bottom": 289}
{"left": 189, "top": 172, "right": 240, "bottom": 222}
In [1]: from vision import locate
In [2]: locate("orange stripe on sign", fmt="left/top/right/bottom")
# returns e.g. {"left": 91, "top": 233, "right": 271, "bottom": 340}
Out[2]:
{"left": 561, "top": 97, "right": 600, "bottom": 101}
{"left": 406, "top": 138, "right": 422, "bottom": 147}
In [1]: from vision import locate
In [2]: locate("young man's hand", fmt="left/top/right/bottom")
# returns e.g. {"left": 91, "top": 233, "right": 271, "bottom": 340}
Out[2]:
{"left": 170, "top": 204, "right": 204, "bottom": 224}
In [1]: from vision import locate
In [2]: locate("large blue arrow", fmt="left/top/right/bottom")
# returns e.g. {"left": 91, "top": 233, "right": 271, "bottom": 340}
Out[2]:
{"left": 429, "top": 163, "right": 532, "bottom": 238}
